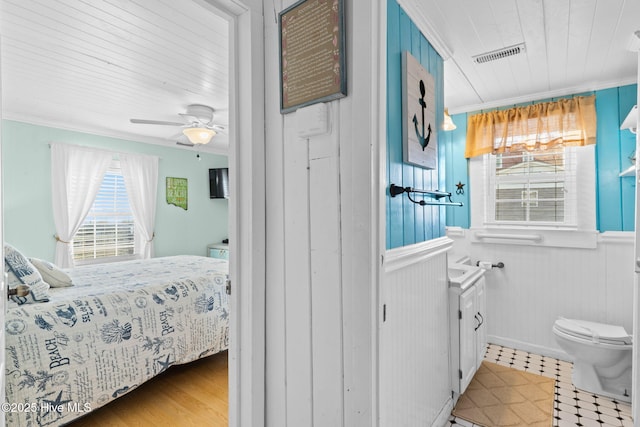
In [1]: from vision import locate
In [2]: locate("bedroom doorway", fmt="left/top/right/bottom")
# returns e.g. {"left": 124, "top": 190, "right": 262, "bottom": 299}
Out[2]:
{"left": 202, "top": 1, "right": 266, "bottom": 426}
{"left": 0, "top": 0, "right": 266, "bottom": 425}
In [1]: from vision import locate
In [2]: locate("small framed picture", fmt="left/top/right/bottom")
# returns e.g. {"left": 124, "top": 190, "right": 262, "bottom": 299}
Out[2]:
{"left": 279, "top": 0, "right": 346, "bottom": 113}
{"left": 166, "top": 177, "right": 188, "bottom": 210}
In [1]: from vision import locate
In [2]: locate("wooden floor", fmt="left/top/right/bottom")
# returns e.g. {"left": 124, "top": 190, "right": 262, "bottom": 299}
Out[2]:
{"left": 68, "top": 351, "right": 228, "bottom": 427}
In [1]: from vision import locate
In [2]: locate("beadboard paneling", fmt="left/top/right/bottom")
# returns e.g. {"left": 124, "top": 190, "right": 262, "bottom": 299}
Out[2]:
{"left": 380, "top": 239, "right": 452, "bottom": 425}
{"left": 448, "top": 231, "right": 634, "bottom": 359}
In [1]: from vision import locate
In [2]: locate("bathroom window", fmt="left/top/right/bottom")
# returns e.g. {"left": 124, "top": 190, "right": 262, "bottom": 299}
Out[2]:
{"left": 478, "top": 143, "right": 599, "bottom": 232}
{"left": 467, "top": 96, "right": 597, "bottom": 233}
{"left": 485, "top": 147, "right": 577, "bottom": 225}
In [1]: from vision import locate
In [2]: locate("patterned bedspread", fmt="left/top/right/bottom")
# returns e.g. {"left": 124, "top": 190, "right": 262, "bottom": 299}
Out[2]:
{"left": 4, "top": 255, "right": 229, "bottom": 426}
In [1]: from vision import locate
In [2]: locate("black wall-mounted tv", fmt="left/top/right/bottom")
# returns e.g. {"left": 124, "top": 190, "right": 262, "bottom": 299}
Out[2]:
{"left": 209, "top": 168, "right": 229, "bottom": 199}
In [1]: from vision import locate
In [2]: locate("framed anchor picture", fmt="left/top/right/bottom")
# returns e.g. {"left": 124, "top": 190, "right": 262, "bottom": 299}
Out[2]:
{"left": 402, "top": 51, "right": 437, "bottom": 169}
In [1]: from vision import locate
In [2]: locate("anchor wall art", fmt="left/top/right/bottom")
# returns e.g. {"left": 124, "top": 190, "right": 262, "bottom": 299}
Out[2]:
{"left": 402, "top": 51, "right": 437, "bottom": 169}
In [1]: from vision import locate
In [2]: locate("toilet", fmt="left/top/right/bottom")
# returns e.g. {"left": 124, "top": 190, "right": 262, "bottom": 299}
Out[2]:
{"left": 553, "top": 317, "right": 632, "bottom": 402}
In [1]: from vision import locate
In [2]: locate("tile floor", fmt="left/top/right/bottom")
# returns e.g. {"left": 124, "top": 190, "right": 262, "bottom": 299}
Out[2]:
{"left": 447, "top": 343, "right": 634, "bottom": 427}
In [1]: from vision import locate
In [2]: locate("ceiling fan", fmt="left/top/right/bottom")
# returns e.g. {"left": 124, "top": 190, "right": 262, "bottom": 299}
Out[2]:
{"left": 130, "top": 104, "right": 226, "bottom": 146}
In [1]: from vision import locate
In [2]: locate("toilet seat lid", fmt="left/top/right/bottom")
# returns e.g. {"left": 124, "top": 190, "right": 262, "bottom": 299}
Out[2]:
{"left": 554, "top": 318, "right": 632, "bottom": 345}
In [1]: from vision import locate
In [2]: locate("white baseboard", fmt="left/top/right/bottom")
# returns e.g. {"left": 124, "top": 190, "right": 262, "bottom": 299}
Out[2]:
{"left": 433, "top": 397, "right": 453, "bottom": 427}
{"left": 487, "top": 334, "right": 572, "bottom": 363}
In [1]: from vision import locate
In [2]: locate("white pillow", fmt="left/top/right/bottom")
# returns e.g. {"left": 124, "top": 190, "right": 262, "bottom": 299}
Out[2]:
{"left": 4, "top": 244, "right": 50, "bottom": 304}
{"left": 29, "top": 257, "right": 73, "bottom": 288}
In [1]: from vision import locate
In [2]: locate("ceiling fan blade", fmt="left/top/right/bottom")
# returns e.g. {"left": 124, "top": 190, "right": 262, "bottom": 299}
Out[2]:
{"left": 209, "top": 124, "right": 227, "bottom": 134}
{"left": 130, "top": 118, "right": 185, "bottom": 126}
{"left": 172, "top": 132, "right": 195, "bottom": 147}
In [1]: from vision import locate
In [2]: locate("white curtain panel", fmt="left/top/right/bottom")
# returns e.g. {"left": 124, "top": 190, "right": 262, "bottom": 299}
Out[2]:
{"left": 120, "top": 152, "right": 159, "bottom": 259}
{"left": 51, "top": 143, "right": 112, "bottom": 268}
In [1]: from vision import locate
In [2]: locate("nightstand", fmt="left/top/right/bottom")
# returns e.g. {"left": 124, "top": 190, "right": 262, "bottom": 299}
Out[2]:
{"left": 207, "top": 243, "right": 229, "bottom": 260}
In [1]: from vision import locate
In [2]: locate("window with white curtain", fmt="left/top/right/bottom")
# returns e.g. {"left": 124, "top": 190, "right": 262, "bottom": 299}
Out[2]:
{"left": 51, "top": 144, "right": 158, "bottom": 268}
{"left": 72, "top": 160, "right": 136, "bottom": 263}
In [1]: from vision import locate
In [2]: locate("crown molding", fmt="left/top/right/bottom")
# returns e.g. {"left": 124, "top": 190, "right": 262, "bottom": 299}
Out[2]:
{"left": 1, "top": 113, "right": 230, "bottom": 156}
{"left": 448, "top": 76, "right": 638, "bottom": 115}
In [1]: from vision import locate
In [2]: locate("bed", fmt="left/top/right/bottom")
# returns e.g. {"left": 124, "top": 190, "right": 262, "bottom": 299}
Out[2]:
{"left": 4, "top": 254, "right": 229, "bottom": 427}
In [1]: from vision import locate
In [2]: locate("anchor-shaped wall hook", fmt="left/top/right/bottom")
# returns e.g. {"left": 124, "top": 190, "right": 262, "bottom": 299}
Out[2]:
{"left": 412, "top": 80, "right": 432, "bottom": 151}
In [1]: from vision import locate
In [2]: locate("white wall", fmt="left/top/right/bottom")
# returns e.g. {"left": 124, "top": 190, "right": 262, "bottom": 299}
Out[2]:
{"left": 263, "top": 0, "right": 383, "bottom": 426}
{"left": 448, "top": 229, "right": 635, "bottom": 360}
{"left": 380, "top": 239, "right": 453, "bottom": 426}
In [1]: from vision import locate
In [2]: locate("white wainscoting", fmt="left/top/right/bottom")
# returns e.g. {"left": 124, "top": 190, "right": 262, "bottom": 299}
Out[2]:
{"left": 379, "top": 237, "right": 453, "bottom": 427}
{"left": 447, "top": 228, "right": 634, "bottom": 361}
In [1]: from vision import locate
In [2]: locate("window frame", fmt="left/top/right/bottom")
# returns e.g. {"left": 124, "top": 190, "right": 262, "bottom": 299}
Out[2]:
{"left": 483, "top": 147, "right": 578, "bottom": 228}
{"left": 468, "top": 145, "right": 596, "bottom": 248}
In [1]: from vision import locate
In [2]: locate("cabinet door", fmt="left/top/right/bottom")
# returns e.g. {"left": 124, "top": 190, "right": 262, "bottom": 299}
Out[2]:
{"left": 475, "top": 277, "right": 487, "bottom": 364}
{"left": 459, "top": 286, "right": 477, "bottom": 393}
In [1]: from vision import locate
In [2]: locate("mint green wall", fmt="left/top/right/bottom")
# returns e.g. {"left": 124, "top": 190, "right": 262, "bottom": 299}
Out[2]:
{"left": 443, "top": 84, "right": 638, "bottom": 232}
{"left": 2, "top": 120, "right": 229, "bottom": 261}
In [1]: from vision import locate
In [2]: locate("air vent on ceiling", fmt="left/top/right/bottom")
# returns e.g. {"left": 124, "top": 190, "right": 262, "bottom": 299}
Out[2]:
{"left": 473, "top": 43, "right": 526, "bottom": 64}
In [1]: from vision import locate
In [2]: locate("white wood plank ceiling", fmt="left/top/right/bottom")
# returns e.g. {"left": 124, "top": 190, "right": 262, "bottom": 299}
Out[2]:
{"left": 402, "top": 0, "right": 639, "bottom": 114}
{"left": 0, "top": 0, "right": 230, "bottom": 153}
{"left": 1, "top": 0, "right": 638, "bottom": 151}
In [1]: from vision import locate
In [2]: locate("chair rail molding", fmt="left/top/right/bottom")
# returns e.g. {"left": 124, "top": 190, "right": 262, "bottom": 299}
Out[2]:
{"left": 383, "top": 236, "right": 453, "bottom": 273}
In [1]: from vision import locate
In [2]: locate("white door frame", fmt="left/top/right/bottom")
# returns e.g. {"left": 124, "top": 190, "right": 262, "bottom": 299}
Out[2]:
{"left": 0, "top": 34, "right": 6, "bottom": 427}
{"left": 228, "top": 3, "right": 266, "bottom": 427}
{"left": 198, "top": 1, "right": 266, "bottom": 426}
{"left": 632, "top": 46, "right": 640, "bottom": 423}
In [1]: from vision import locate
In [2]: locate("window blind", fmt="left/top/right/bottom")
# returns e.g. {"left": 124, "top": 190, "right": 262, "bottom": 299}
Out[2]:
{"left": 73, "top": 166, "right": 135, "bottom": 261}
{"left": 485, "top": 147, "right": 577, "bottom": 226}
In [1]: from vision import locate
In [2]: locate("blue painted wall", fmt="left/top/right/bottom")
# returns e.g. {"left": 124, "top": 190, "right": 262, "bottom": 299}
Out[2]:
{"left": 441, "top": 114, "right": 470, "bottom": 229}
{"left": 3, "top": 120, "right": 229, "bottom": 261}
{"left": 387, "top": 0, "right": 445, "bottom": 249}
{"left": 443, "top": 84, "right": 638, "bottom": 232}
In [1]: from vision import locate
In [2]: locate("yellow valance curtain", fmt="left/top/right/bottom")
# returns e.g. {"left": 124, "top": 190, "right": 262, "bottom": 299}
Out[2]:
{"left": 464, "top": 95, "right": 597, "bottom": 158}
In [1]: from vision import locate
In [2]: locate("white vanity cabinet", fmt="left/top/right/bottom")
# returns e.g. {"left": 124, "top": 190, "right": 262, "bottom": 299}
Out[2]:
{"left": 449, "top": 268, "right": 487, "bottom": 397}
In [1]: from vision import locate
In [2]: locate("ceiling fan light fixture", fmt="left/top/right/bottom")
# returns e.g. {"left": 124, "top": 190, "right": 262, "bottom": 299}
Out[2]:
{"left": 183, "top": 127, "right": 216, "bottom": 144}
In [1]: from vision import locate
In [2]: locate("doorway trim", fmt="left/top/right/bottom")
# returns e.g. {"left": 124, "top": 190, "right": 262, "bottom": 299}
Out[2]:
{"left": 198, "top": 1, "right": 266, "bottom": 426}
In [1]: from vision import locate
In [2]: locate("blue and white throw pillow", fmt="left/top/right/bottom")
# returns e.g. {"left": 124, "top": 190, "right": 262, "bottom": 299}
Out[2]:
{"left": 4, "top": 244, "right": 50, "bottom": 304}
{"left": 29, "top": 257, "right": 73, "bottom": 288}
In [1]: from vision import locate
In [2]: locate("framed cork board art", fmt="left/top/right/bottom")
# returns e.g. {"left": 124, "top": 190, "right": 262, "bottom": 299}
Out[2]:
{"left": 279, "top": 0, "right": 346, "bottom": 113}
{"left": 166, "top": 177, "right": 188, "bottom": 210}
{"left": 402, "top": 51, "right": 437, "bottom": 169}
